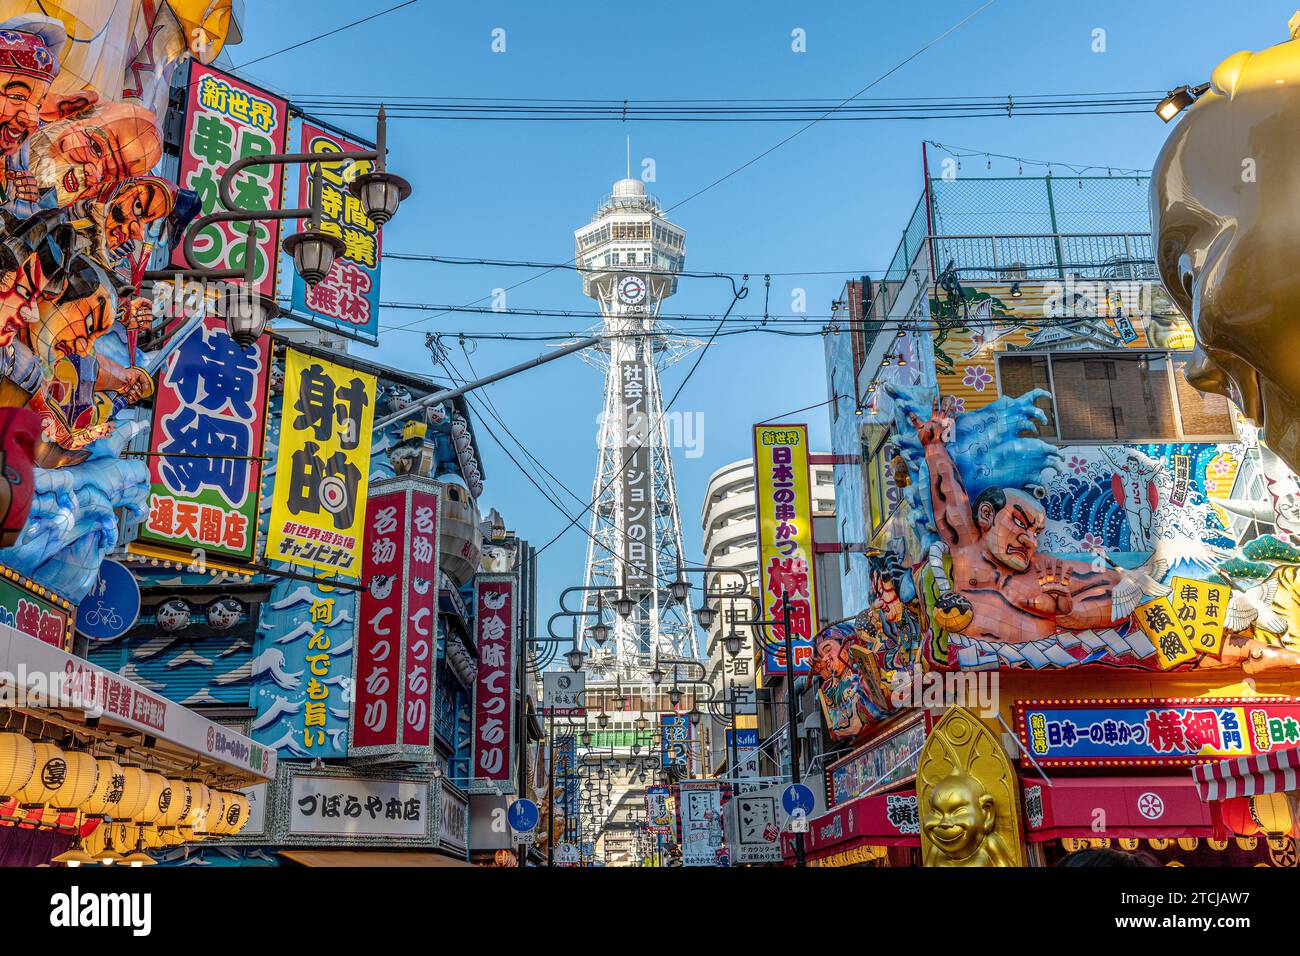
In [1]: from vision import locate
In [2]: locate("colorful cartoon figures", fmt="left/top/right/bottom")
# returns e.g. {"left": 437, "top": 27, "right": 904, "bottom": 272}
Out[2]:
{"left": 1152, "top": 14, "right": 1300, "bottom": 474}
{"left": 25, "top": 101, "right": 160, "bottom": 207}
{"left": 907, "top": 395, "right": 1127, "bottom": 643}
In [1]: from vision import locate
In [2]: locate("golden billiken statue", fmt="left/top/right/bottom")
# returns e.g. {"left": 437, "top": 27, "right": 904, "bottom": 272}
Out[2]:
{"left": 908, "top": 397, "right": 1125, "bottom": 644}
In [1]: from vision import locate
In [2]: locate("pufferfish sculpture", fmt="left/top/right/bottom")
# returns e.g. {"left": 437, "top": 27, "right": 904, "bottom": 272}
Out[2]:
{"left": 1152, "top": 11, "right": 1300, "bottom": 473}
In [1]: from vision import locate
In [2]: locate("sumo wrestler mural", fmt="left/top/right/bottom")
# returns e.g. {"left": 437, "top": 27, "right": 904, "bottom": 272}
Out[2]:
{"left": 1151, "top": 13, "right": 1300, "bottom": 475}
{"left": 885, "top": 383, "right": 1300, "bottom": 675}
{"left": 0, "top": 5, "right": 237, "bottom": 603}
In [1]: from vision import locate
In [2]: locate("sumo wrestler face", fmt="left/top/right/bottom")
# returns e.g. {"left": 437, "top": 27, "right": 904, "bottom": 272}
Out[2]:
{"left": 922, "top": 773, "right": 995, "bottom": 860}
{"left": 26, "top": 103, "right": 160, "bottom": 207}
{"left": 973, "top": 487, "right": 1044, "bottom": 573}
{"left": 1151, "top": 30, "right": 1300, "bottom": 470}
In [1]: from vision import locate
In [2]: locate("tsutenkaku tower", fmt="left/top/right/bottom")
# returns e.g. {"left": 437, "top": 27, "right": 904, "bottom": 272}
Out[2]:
{"left": 575, "top": 177, "right": 697, "bottom": 678}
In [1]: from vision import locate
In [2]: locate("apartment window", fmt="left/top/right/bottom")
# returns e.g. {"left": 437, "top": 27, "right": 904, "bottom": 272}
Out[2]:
{"left": 996, "top": 351, "right": 1236, "bottom": 443}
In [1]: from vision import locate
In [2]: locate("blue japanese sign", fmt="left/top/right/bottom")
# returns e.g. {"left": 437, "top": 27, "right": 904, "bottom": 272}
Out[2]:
{"left": 782, "top": 783, "right": 815, "bottom": 817}
{"left": 75, "top": 559, "right": 141, "bottom": 641}
{"left": 726, "top": 728, "right": 759, "bottom": 749}
{"left": 661, "top": 713, "right": 690, "bottom": 769}
{"left": 1014, "top": 699, "right": 1300, "bottom": 767}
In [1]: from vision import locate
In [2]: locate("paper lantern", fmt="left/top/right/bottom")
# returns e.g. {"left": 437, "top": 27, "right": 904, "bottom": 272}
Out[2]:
{"left": 0, "top": 733, "right": 36, "bottom": 797}
{"left": 81, "top": 759, "right": 125, "bottom": 818}
{"left": 138, "top": 825, "right": 163, "bottom": 849}
{"left": 1220, "top": 796, "right": 1260, "bottom": 836}
{"left": 15, "top": 743, "right": 66, "bottom": 807}
{"left": 114, "top": 767, "right": 151, "bottom": 821}
{"left": 50, "top": 751, "right": 99, "bottom": 811}
{"left": 222, "top": 791, "right": 250, "bottom": 835}
{"left": 1147, "top": 837, "right": 1170, "bottom": 850}
{"left": 1177, "top": 837, "right": 1199, "bottom": 852}
{"left": 135, "top": 771, "right": 169, "bottom": 825}
{"left": 1235, "top": 836, "right": 1259, "bottom": 851}
{"left": 159, "top": 779, "right": 191, "bottom": 829}
{"left": 199, "top": 790, "right": 226, "bottom": 835}
{"left": 1250, "top": 792, "right": 1294, "bottom": 835}
{"left": 1208, "top": 838, "right": 1229, "bottom": 851}
{"left": 1118, "top": 838, "right": 1140, "bottom": 851}
{"left": 182, "top": 781, "right": 211, "bottom": 828}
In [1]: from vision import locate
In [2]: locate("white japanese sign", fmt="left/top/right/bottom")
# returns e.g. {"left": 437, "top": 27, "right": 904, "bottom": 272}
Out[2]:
{"left": 288, "top": 773, "right": 429, "bottom": 837}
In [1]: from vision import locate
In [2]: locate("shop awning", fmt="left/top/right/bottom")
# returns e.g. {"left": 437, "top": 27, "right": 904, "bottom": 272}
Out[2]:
{"left": 1022, "top": 777, "right": 1212, "bottom": 841}
{"left": 279, "top": 849, "right": 477, "bottom": 867}
{"left": 1192, "top": 746, "right": 1300, "bottom": 801}
{"left": 0, "top": 622, "right": 274, "bottom": 785}
{"left": 780, "top": 790, "right": 921, "bottom": 862}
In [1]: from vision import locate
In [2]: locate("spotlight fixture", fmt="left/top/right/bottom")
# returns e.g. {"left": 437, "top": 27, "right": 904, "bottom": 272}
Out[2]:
{"left": 1155, "top": 83, "right": 1210, "bottom": 123}
{"left": 1010, "top": 281, "right": 1022, "bottom": 298}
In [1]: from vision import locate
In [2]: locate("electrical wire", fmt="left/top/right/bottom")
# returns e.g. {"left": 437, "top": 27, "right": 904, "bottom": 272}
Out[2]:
{"left": 229, "top": 0, "right": 423, "bottom": 72}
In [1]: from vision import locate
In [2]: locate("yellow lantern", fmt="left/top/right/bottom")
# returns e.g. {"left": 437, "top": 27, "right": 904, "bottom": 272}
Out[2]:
{"left": 50, "top": 751, "right": 99, "bottom": 811}
{"left": 80, "top": 759, "right": 124, "bottom": 819}
{"left": 226, "top": 791, "right": 250, "bottom": 835}
{"left": 182, "top": 781, "right": 211, "bottom": 828}
{"left": 1208, "top": 838, "right": 1229, "bottom": 851}
{"left": 1147, "top": 837, "right": 1170, "bottom": 850}
{"left": 114, "top": 767, "right": 150, "bottom": 821}
{"left": 135, "top": 771, "right": 168, "bottom": 825}
{"left": 16, "top": 743, "right": 67, "bottom": 807}
{"left": 0, "top": 732, "right": 36, "bottom": 797}
{"left": 159, "top": 779, "right": 191, "bottom": 829}
{"left": 200, "top": 790, "right": 226, "bottom": 836}
{"left": 1089, "top": 838, "right": 1111, "bottom": 849}
{"left": 1235, "top": 836, "right": 1259, "bottom": 851}
{"left": 1118, "top": 838, "right": 1140, "bottom": 851}
{"left": 1177, "top": 837, "right": 1200, "bottom": 852}
{"left": 1251, "top": 792, "right": 1294, "bottom": 835}
{"left": 138, "top": 825, "right": 163, "bottom": 849}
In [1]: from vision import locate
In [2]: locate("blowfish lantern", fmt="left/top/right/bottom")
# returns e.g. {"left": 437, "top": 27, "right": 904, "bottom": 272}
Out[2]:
{"left": 1152, "top": 13, "right": 1300, "bottom": 472}
{"left": 156, "top": 599, "right": 191, "bottom": 632}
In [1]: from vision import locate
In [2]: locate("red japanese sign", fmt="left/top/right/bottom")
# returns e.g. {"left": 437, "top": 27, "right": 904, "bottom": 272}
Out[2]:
{"left": 350, "top": 477, "right": 442, "bottom": 760}
{"left": 353, "top": 489, "right": 406, "bottom": 749}
{"left": 172, "top": 63, "right": 289, "bottom": 297}
{"left": 139, "top": 314, "right": 271, "bottom": 562}
{"left": 402, "top": 489, "right": 439, "bottom": 747}
{"left": 0, "top": 571, "right": 72, "bottom": 652}
{"left": 471, "top": 575, "right": 516, "bottom": 791}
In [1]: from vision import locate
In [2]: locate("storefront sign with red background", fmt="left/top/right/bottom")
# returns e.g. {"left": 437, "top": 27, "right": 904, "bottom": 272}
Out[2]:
{"left": 470, "top": 575, "right": 515, "bottom": 792}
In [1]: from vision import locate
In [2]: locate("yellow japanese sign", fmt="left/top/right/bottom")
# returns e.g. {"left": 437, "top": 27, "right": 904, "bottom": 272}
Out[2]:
{"left": 266, "top": 350, "right": 375, "bottom": 576}
{"left": 1134, "top": 594, "right": 1198, "bottom": 669}
{"left": 1169, "top": 576, "right": 1231, "bottom": 658}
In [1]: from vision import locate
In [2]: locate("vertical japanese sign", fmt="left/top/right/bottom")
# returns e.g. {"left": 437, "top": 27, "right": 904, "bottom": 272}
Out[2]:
{"left": 752, "top": 424, "right": 818, "bottom": 677}
{"left": 139, "top": 315, "right": 271, "bottom": 562}
{"left": 645, "top": 786, "right": 674, "bottom": 834}
{"left": 173, "top": 63, "right": 288, "bottom": 298}
{"left": 350, "top": 477, "right": 441, "bottom": 759}
{"left": 471, "top": 574, "right": 516, "bottom": 792}
{"left": 267, "top": 350, "right": 375, "bottom": 576}
{"left": 678, "top": 780, "right": 727, "bottom": 867}
{"left": 619, "top": 360, "right": 654, "bottom": 594}
{"left": 661, "top": 712, "right": 690, "bottom": 773}
{"left": 289, "top": 122, "right": 383, "bottom": 344}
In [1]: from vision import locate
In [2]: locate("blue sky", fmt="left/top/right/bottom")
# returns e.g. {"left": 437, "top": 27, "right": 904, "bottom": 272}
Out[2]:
{"left": 231, "top": 0, "right": 1293, "bottom": 629}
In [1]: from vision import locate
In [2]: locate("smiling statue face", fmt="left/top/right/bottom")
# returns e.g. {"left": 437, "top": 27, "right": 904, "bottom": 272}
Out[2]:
{"left": 1152, "top": 27, "right": 1300, "bottom": 472}
{"left": 26, "top": 103, "right": 160, "bottom": 206}
{"left": 0, "top": 73, "right": 47, "bottom": 156}
{"left": 977, "top": 488, "right": 1045, "bottom": 572}
{"left": 923, "top": 774, "right": 993, "bottom": 859}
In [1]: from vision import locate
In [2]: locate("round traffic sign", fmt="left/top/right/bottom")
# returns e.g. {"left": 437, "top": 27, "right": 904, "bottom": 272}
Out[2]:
{"left": 782, "top": 783, "right": 815, "bottom": 817}
{"left": 508, "top": 798, "right": 540, "bottom": 832}
{"left": 76, "top": 559, "right": 141, "bottom": 641}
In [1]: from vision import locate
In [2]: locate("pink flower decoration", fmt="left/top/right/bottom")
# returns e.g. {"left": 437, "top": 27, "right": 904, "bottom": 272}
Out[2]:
{"left": 963, "top": 366, "right": 993, "bottom": 392}
{"left": 1068, "top": 455, "right": 1089, "bottom": 475}
{"left": 1081, "top": 533, "right": 1104, "bottom": 554}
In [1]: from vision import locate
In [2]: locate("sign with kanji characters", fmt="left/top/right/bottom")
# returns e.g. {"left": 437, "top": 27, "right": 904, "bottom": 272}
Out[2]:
{"left": 677, "top": 780, "right": 727, "bottom": 867}
{"left": 289, "top": 122, "right": 383, "bottom": 344}
{"left": 470, "top": 574, "right": 516, "bottom": 793}
{"left": 139, "top": 314, "right": 271, "bottom": 563}
{"left": 287, "top": 772, "right": 431, "bottom": 839}
{"left": 752, "top": 424, "right": 818, "bottom": 677}
{"left": 0, "top": 566, "right": 73, "bottom": 652}
{"left": 349, "top": 476, "right": 441, "bottom": 761}
{"left": 1169, "top": 576, "right": 1230, "bottom": 658}
{"left": 543, "top": 670, "right": 586, "bottom": 717}
{"left": 619, "top": 360, "right": 655, "bottom": 594}
{"left": 726, "top": 793, "right": 783, "bottom": 864}
{"left": 1134, "top": 594, "right": 1199, "bottom": 669}
{"left": 1015, "top": 698, "right": 1300, "bottom": 767}
{"left": 645, "top": 785, "right": 674, "bottom": 834}
{"left": 661, "top": 712, "right": 691, "bottom": 772}
{"left": 267, "top": 349, "right": 375, "bottom": 576}
{"left": 173, "top": 63, "right": 288, "bottom": 298}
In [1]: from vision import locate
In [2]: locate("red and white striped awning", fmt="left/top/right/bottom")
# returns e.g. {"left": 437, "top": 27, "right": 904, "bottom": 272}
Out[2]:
{"left": 1191, "top": 746, "right": 1300, "bottom": 801}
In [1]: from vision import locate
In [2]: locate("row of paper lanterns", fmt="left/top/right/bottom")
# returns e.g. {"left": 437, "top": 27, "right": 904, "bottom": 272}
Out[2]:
{"left": 0, "top": 733, "right": 251, "bottom": 863}
{"left": 1060, "top": 835, "right": 1287, "bottom": 852}
{"left": 1218, "top": 792, "right": 1300, "bottom": 838}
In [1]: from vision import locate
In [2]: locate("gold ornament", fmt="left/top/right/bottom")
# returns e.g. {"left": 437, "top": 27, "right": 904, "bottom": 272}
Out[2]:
{"left": 917, "top": 707, "right": 1023, "bottom": 867}
{"left": 1152, "top": 17, "right": 1300, "bottom": 472}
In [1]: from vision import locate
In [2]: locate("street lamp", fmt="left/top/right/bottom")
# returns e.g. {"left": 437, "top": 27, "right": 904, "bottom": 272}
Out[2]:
{"left": 724, "top": 628, "right": 743, "bottom": 657}
{"left": 694, "top": 604, "right": 716, "bottom": 630}
{"left": 566, "top": 647, "right": 586, "bottom": 671}
{"left": 211, "top": 283, "right": 277, "bottom": 349}
{"left": 1155, "top": 82, "right": 1209, "bottom": 123}
{"left": 634, "top": 715, "right": 649, "bottom": 732}
{"left": 669, "top": 567, "right": 690, "bottom": 605}
{"left": 649, "top": 665, "right": 664, "bottom": 686}
{"left": 668, "top": 685, "right": 681, "bottom": 708}
{"left": 581, "top": 729, "right": 593, "bottom": 747}
{"left": 614, "top": 589, "right": 634, "bottom": 619}
{"left": 688, "top": 706, "right": 701, "bottom": 728}
{"left": 597, "top": 710, "right": 610, "bottom": 729}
